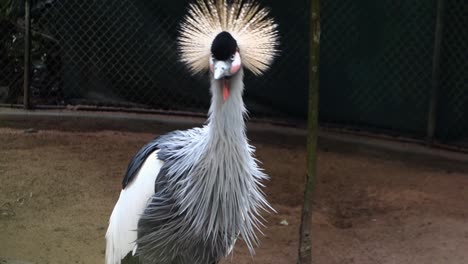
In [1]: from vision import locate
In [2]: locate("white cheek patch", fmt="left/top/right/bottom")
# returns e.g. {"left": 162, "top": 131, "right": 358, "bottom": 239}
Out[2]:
{"left": 209, "top": 57, "right": 214, "bottom": 73}
{"left": 230, "top": 52, "right": 241, "bottom": 75}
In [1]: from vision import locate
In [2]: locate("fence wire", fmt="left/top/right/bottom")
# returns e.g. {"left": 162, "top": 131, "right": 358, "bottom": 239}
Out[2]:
{"left": 25, "top": 0, "right": 308, "bottom": 118}
{"left": 0, "top": 0, "right": 466, "bottom": 148}
{"left": 320, "top": 0, "right": 437, "bottom": 137}
{"left": 34, "top": 0, "right": 205, "bottom": 111}
{"left": 436, "top": 0, "right": 468, "bottom": 146}
{"left": 0, "top": 5, "right": 23, "bottom": 105}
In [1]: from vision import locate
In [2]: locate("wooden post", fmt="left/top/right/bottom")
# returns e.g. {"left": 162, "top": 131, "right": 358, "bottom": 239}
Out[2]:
{"left": 427, "top": 0, "right": 445, "bottom": 143}
{"left": 23, "top": 0, "right": 32, "bottom": 109}
{"left": 297, "top": 0, "right": 320, "bottom": 263}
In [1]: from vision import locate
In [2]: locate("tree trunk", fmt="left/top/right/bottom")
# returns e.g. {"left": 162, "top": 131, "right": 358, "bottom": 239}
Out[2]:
{"left": 297, "top": 0, "right": 320, "bottom": 263}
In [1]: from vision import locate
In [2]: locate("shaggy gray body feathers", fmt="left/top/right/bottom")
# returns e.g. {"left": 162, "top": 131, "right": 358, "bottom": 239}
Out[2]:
{"left": 126, "top": 72, "right": 271, "bottom": 263}
{"left": 128, "top": 126, "right": 269, "bottom": 263}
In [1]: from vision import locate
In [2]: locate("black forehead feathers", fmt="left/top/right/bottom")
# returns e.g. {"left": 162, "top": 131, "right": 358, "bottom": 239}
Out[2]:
{"left": 211, "top": 31, "right": 237, "bottom": 61}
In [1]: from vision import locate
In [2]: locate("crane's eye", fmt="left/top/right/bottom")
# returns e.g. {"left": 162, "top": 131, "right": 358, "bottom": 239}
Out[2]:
{"left": 230, "top": 54, "right": 235, "bottom": 61}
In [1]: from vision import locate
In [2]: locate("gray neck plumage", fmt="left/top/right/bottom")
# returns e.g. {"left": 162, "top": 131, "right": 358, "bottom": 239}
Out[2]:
{"left": 207, "top": 68, "right": 247, "bottom": 144}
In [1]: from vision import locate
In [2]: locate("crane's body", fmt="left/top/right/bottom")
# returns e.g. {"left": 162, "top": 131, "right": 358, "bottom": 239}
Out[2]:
{"left": 105, "top": 1, "right": 279, "bottom": 263}
{"left": 106, "top": 69, "right": 268, "bottom": 263}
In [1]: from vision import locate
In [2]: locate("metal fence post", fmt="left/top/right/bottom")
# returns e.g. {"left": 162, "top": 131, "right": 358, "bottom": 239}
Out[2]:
{"left": 427, "top": 0, "right": 445, "bottom": 143}
{"left": 23, "top": 0, "right": 32, "bottom": 109}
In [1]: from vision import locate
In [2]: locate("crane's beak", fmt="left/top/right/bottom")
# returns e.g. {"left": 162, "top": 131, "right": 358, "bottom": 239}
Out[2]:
{"left": 213, "top": 61, "right": 229, "bottom": 80}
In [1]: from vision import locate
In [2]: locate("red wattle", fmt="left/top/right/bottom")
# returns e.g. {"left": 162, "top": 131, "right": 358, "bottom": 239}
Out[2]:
{"left": 223, "top": 80, "right": 230, "bottom": 101}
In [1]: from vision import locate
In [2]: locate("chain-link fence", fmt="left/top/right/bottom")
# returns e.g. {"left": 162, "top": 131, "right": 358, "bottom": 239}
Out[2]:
{"left": 319, "top": 0, "right": 467, "bottom": 148}
{"left": 321, "top": 0, "right": 436, "bottom": 138}
{"left": 0, "top": 0, "right": 24, "bottom": 104}
{"left": 0, "top": 0, "right": 466, "bottom": 149}
{"left": 435, "top": 0, "right": 468, "bottom": 148}
{"left": 1, "top": 0, "right": 64, "bottom": 106}
{"left": 9, "top": 0, "right": 308, "bottom": 118}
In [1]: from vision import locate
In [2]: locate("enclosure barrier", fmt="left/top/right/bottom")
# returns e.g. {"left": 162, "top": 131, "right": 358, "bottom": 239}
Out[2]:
{"left": 0, "top": 0, "right": 466, "bottom": 150}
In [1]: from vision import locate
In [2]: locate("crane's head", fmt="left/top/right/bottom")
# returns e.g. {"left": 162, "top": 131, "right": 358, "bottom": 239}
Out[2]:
{"left": 178, "top": 0, "right": 280, "bottom": 83}
{"left": 209, "top": 31, "right": 241, "bottom": 80}
{"left": 208, "top": 31, "right": 242, "bottom": 101}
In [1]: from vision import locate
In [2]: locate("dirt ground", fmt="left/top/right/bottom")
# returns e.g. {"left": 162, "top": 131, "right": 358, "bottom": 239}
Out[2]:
{"left": 1, "top": 120, "right": 468, "bottom": 264}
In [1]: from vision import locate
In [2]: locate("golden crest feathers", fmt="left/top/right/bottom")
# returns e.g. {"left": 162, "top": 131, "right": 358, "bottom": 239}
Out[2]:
{"left": 178, "top": 0, "right": 280, "bottom": 76}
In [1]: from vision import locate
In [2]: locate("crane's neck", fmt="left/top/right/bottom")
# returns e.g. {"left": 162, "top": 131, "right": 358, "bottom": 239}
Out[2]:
{"left": 207, "top": 69, "right": 247, "bottom": 142}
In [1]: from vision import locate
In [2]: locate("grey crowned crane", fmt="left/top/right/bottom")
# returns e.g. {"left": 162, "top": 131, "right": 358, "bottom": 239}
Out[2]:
{"left": 105, "top": 0, "right": 279, "bottom": 263}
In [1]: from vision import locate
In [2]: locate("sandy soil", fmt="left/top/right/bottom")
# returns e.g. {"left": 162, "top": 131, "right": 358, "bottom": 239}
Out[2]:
{"left": 1, "top": 126, "right": 468, "bottom": 264}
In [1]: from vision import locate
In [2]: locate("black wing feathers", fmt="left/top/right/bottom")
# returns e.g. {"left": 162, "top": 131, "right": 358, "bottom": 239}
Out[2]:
{"left": 121, "top": 137, "right": 160, "bottom": 189}
{"left": 121, "top": 130, "right": 185, "bottom": 189}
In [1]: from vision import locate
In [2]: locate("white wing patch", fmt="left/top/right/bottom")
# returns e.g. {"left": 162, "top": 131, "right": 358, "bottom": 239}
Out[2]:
{"left": 105, "top": 151, "right": 163, "bottom": 264}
